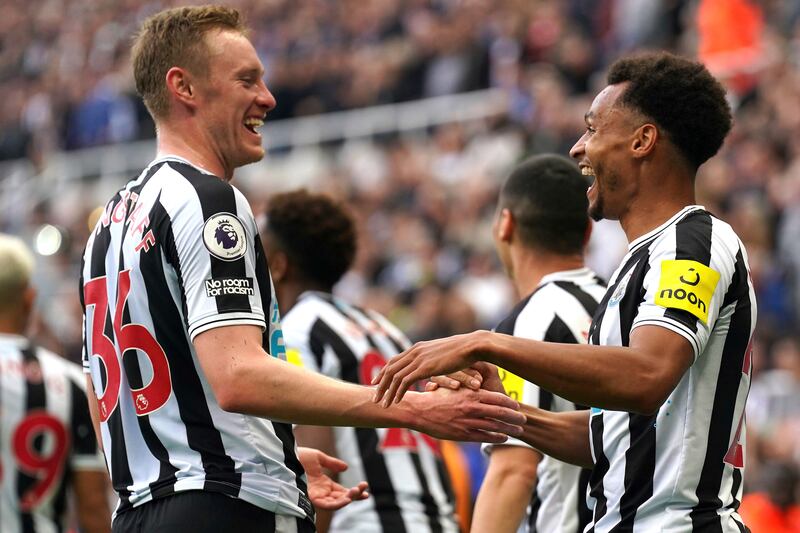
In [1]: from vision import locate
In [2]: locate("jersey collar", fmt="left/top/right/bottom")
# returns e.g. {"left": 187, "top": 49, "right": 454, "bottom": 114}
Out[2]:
{"left": 149, "top": 154, "right": 218, "bottom": 178}
{"left": 538, "top": 267, "right": 595, "bottom": 287}
{"left": 627, "top": 205, "right": 705, "bottom": 254}
{"left": 0, "top": 333, "right": 30, "bottom": 348}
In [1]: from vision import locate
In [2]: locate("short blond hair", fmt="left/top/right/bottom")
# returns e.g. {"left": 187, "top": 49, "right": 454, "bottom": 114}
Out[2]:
{"left": 132, "top": 5, "right": 246, "bottom": 119}
{"left": 0, "top": 234, "right": 34, "bottom": 313}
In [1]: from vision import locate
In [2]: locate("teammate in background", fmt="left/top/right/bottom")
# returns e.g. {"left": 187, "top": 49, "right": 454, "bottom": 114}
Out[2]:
{"left": 0, "top": 234, "right": 111, "bottom": 533}
{"left": 374, "top": 52, "right": 756, "bottom": 532}
{"left": 469, "top": 155, "right": 605, "bottom": 533}
{"left": 79, "top": 6, "right": 524, "bottom": 533}
{"left": 261, "top": 189, "right": 459, "bottom": 533}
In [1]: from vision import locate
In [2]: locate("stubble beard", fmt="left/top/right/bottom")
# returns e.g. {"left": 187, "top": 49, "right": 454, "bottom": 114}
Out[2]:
{"left": 588, "top": 195, "right": 604, "bottom": 221}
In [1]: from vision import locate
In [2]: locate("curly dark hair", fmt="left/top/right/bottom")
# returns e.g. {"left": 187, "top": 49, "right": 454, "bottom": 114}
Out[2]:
{"left": 265, "top": 189, "right": 357, "bottom": 289}
{"left": 607, "top": 52, "right": 732, "bottom": 169}
{"left": 500, "top": 154, "right": 589, "bottom": 255}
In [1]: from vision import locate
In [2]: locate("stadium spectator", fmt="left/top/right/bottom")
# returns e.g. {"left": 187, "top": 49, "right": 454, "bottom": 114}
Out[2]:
{"left": 374, "top": 52, "right": 756, "bottom": 532}
{"left": 79, "top": 6, "right": 523, "bottom": 532}
{"left": 748, "top": 335, "right": 800, "bottom": 469}
{"left": 0, "top": 233, "right": 111, "bottom": 533}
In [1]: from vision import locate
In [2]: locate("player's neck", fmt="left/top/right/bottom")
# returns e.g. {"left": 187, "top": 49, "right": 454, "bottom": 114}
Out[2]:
{"left": 619, "top": 173, "right": 696, "bottom": 243}
{"left": 275, "top": 280, "right": 329, "bottom": 315}
{"left": 0, "top": 316, "right": 26, "bottom": 336}
{"left": 510, "top": 247, "right": 584, "bottom": 299}
{"left": 156, "top": 124, "right": 232, "bottom": 181}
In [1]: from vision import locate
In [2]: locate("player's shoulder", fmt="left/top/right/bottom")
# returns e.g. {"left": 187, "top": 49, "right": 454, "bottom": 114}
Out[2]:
{"left": 154, "top": 161, "right": 228, "bottom": 206}
{"left": 648, "top": 208, "right": 740, "bottom": 260}
{"left": 495, "top": 291, "right": 544, "bottom": 335}
{"left": 36, "top": 348, "right": 87, "bottom": 390}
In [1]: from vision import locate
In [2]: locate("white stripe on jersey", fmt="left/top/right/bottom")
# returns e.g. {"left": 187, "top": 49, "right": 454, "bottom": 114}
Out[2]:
{"left": 282, "top": 291, "right": 459, "bottom": 533}
{"left": 484, "top": 268, "right": 605, "bottom": 533}
{"left": 80, "top": 156, "right": 309, "bottom": 521}
{"left": 587, "top": 206, "right": 755, "bottom": 532}
{"left": 1, "top": 335, "right": 105, "bottom": 533}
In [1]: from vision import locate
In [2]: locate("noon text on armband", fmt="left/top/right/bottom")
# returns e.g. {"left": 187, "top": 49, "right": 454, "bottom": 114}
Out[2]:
{"left": 205, "top": 277, "right": 255, "bottom": 297}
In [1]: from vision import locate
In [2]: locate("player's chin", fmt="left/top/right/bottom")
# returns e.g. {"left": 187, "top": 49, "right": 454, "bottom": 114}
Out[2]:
{"left": 237, "top": 143, "right": 265, "bottom": 165}
{"left": 588, "top": 197, "right": 604, "bottom": 222}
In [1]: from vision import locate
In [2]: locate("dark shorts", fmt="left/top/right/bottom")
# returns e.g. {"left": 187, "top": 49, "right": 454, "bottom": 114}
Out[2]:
{"left": 112, "top": 491, "right": 316, "bottom": 533}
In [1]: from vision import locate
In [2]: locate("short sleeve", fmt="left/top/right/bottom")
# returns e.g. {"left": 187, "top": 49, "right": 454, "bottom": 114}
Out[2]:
{"left": 631, "top": 219, "right": 736, "bottom": 360}
{"left": 164, "top": 168, "right": 266, "bottom": 341}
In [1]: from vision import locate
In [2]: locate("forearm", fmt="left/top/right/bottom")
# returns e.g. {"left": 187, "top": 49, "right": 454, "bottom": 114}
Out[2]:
{"left": 85, "top": 376, "right": 103, "bottom": 452}
{"left": 227, "top": 355, "right": 414, "bottom": 428}
{"left": 471, "top": 447, "right": 539, "bottom": 533}
{"left": 73, "top": 470, "right": 112, "bottom": 533}
{"left": 517, "top": 406, "right": 592, "bottom": 468}
{"left": 481, "top": 331, "right": 670, "bottom": 413}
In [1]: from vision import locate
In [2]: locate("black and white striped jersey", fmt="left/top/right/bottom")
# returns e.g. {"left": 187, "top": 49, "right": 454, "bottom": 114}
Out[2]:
{"left": 587, "top": 206, "right": 756, "bottom": 532}
{"left": 281, "top": 291, "right": 459, "bottom": 533}
{"left": 79, "top": 156, "right": 311, "bottom": 521}
{"left": 1, "top": 334, "right": 105, "bottom": 533}
{"left": 484, "top": 268, "right": 605, "bottom": 533}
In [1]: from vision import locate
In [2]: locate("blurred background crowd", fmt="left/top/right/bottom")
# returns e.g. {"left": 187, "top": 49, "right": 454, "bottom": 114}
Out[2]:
{"left": 2, "top": 0, "right": 800, "bottom": 529}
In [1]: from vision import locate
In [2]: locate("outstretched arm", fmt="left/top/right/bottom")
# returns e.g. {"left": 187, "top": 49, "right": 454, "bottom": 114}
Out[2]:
{"left": 193, "top": 325, "right": 525, "bottom": 442}
{"left": 373, "top": 325, "right": 693, "bottom": 415}
{"left": 518, "top": 407, "right": 592, "bottom": 468}
{"left": 432, "top": 364, "right": 593, "bottom": 467}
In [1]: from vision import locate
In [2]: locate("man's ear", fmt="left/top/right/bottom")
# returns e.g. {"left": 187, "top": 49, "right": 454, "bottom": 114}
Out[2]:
{"left": 631, "top": 123, "right": 658, "bottom": 159}
{"left": 165, "top": 67, "right": 197, "bottom": 110}
{"left": 269, "top": 250, "right": 289, "bottom": 284}
{"left": 21, "top": 285, "right": 36, "bottom": 331}
{"left": 496, "top": 208, "right": 515, "bottom": 243}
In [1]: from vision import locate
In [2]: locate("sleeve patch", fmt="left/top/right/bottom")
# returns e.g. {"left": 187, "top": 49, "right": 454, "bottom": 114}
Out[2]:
{"left": 205, "top": 277, "right": 254, "bottom": 297}
{"left": 497, "top": 367, "right": 524, "bottom": 402}
{"left": 202, "top": 213, "right": 247, "bottom": 261}
{"left": 655, "top": 259, "right": 720, "bottom": 324}
{"left": 285, "top": 348, "right": 304, "bottom": 367}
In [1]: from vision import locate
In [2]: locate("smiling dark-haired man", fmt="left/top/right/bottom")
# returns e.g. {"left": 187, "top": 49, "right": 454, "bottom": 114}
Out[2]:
{"left": 374, "top": 52, "right": 757, "bottom": 532}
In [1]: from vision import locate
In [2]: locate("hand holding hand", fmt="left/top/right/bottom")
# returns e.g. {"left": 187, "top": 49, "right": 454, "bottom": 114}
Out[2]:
{"left": 406, "top": 386, "right": 524, "bottom": 443}
{"left": 372, "top": 331, "right": 490, "bottom": 405}
{"left": 425, "top": 362, "right": 505, "bottom": 395}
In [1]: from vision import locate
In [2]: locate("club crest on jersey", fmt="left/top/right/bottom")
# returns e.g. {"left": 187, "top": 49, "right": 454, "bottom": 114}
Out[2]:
{"left": 203, "top": 213, "right": 247, "bottom": 261}
{"left": 608, "top": 269, "right": 633, "bottom": 307}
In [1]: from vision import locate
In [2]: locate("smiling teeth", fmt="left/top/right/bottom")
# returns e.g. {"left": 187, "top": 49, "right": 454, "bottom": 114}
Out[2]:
{"left": 581, "top": 167, "right": 594, "bottom": 176}
{"left": 244, "top": 118, "right": 264, "bottom": 129}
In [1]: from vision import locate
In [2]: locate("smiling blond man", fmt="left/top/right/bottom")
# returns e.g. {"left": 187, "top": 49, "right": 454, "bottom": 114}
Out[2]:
{"left": 79, "top": 6, "right": 524, "bottom": 533}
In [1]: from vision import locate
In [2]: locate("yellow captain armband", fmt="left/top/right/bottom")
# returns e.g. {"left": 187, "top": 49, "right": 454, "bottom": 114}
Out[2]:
{"left": 285, "top": 348, "right": 304, "bottom": 368}
{"left": 497, "top": 366, "right": 525, "bottom": 402}
{"left": 655, "top": 259, "right": 720, "bottom": 325}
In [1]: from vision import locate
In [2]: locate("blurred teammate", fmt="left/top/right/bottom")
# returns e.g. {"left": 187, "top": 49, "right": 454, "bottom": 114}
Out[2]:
{"left": 470, "top": 155, "right": 605, "bottom": 533}
{"left": 79, "top": 6, "right": 523, "bottom": 533}
{"left": 262, "top": 189, "right": 459, "bottom": 533}
{"left": 374, "top": 52, "right": 756, "bottom": 532}
{"left": 0, "top": 234, "right": 111, "bottom": 533}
